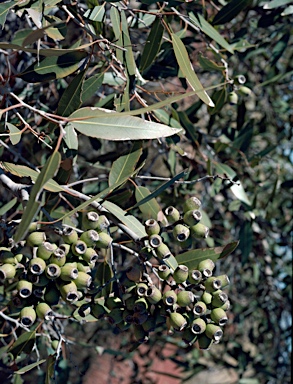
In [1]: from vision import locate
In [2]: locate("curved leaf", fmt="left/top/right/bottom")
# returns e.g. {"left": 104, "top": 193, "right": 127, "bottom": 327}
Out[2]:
{"left": 140, "top": 17, "right": 164, "bottom": 72}
{"left": 15, "top": 359, "right": 46, "bottom": 374}
{"left": 135, "top": 186, "right": 163, "bottom": 221}
{"left": 213, "top": 0, "right": 251, "bottom": 25}
{"left": 8, "top": 331, "right": 36, "bottom": 358}
{"left": 69, "top": 107, "right": 182, "bottom": 140}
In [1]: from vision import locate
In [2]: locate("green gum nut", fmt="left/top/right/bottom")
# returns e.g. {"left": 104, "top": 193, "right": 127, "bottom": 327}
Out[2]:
{"left": 211, "top": 290, "right": 228, "bottom": 307}
{"left": 182, "top": 327, "right": 198, "bottom": 346}
{"left": 71, "top": 241, "right": 88, "bottom": 257}
{"left": 59, "top": 281, "right": 79, "bottom": 303}
{"left": 146, "top": 285, "right": 162, "bottom": 304}
{"left": 149, "top": 234, "right": 162, "bottom": 248}
{"left": 164, "top": 206, "right": 180, "bottom": 224}
{"left": 198, "top": 333, "right": 214, "bottom": 350}
{"left": 190, "top": 223, "right": 209, "bottom": 239}
{"left": 20, "top": 306, "right": 36, "bottom": 327}
{"left": 29, "top": 257, "right": 46, "bottom": 275}
{"left": 133, "top": 298, "right": 148, "bottom": 313}
{"left": 183, "top": 197, "right": 202, "bottom": 213}
{"left": 26, "top": 231, "right": 46, "bottom": 247}
{"left": 126, "top": 264, "right": 142, "bottom": 282}
{"left": 82, "top": 211, "right": 100, "bottom": 230}
{"left": 17, "top": 280, "right": 33, "bottom": 298}
{"left": 189, "top": 269, "right": 202, "bottom": 284}
{"left": 28, "top": 222, "right": 38, "bottom": 232}
{"left": 82, "top": 247, "right": 99, "bottom": 264}
{"left": 191, "top": 317, "right": 206, "bottom": 335}
{"left": 173, "top": 224, "right": 190, "bottom": 242}
{"left": 193, "top": 301, "right": 207, "bottom": 316}
{"left": 228, "top": 91, "right": 238, "bottom": 105}
{"left": 76, "top": 262, "right": 91, "bottom": 273}
{"left": 177, "top": 290, "right": 194, "bottom": 307}
{"left": 145, "top": 219, "right": 160, "bottom": 236}
{"left": 80, "top": 230, "right": 99, "bottom": 247}
{"left": 198, "top": 259, "right": 215, "bottom": 277}
{"left": 37, "top": 242, "right": 57, "bottom": 260}
{"left": 238, "top": 85, "right": 252, "bottom": 96}
{"left": 201, "top": 291, "right": 212, "bottom": 305}
{"left": 210, "top": 308, "right": 228, "bottom": 326}
{"left": 105, "top": 308, "right": 124, "bottom": 325}
{"left": 142, "top": 316, "right": 156, "bottom": 332}
{"left": 0, "top": 264, "right": 16, "bottom": 280}
{"left": 45, "top": 264, "right": 61, "bottom": 279}
{"left": 183, "top": 210, "right": 202, "bottom": 226}
{"left": 51, "top": 340, "right": 59, "bottom": 351}
{"left": 62, "top": 227, "right": 78, "bottom": 244}
{"left": 49, "top": 248, "right": 66, "bottom": 267}
{"left": 75, "top": 271, "right": 92, "bottom": 289}
{"left": 136, "top": 283, "right": 148, "bottom": 297}
{"left": 91, "top": 303, "right": 109, "bottom": 319}
{"left": 205, "top": 324, "right": 223, "bottom": 341}
{"left": 204, "top": 276, "right": 222, "bottom": 292}
{"left": 0, "top": 251, "right": 16, "bottom": 264}
{"left": 44, "top": 285, "right": 60, "bottom": 305}
{"left": 132, "top": 311, "right": 148, "bottom": 325}
{"left": 60, "top": 264, "right": 79, "bottom": 281}
{"left": 36, "top": 302, "right": 53, "bottom": 319}
{"left": 219, "top": 300, "right": 231, "bottom": 311}
{"left": 216, "top": 274, "right": 230, "bottom": 289}
{"left": 96, "top": 232, "right": 112, "bottom": 249}
{"left": 173, "top": 265, "right": 189, "bottom": 284}
{"left": 169, "top": 312, "right": 187, "bottom": 331}
{"left": 58, "top": 244, "right": 71, "bottom": 256}
{"left": 163, "top": 290, "right": 177, "bottom": 306}
{"left": 158, "top": 264, "right": 171, "bottom": 280}
{"left": 156, "top": 243, "right": 171, "bottom": 259}
{"left": 132, "top": 324, "right": 149, "bottom": 343}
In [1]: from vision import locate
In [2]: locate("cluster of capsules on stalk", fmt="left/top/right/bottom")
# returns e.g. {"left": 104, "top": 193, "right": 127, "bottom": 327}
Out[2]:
{"left": 0, "top": 197, "right": 230, "bottom": 350}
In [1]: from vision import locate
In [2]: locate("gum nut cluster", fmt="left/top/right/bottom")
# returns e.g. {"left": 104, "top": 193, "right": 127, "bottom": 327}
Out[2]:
{"left": 0, "top": 211, "right": 112, "bottom": 328}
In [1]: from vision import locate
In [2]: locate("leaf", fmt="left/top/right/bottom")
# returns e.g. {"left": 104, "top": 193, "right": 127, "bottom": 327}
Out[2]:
{"left": 109, "top": 142, "right": 143, "bottom": 187}
{"left": 198, "top": 54, "right": 225, "bottom": 72}
{"left": 14, "top": 151, "right": 61, "bottom": 242}
{"left": 17, "top": 51, "right": 88, "bottom": 82}
{"left": 239, "top": 221, "right": 253, "bottom": 264}
{"left": 85, "top": 4, "right": 105, "bottom": 22}
{"left": 95, "top": 261, "right": 113, "bottom": 298}
{"left": 102, "top": 200, "right": 147, "bottom": 239}
{"left": 0, "top": 162, "right": 64, "bottom": 192}
{"left": 15, "top": 359, "right": 46, "bottom": 374}
{"left": 0, "top": 197, "right": 18, "bottom": 216}
{"left": 212, "top": 0, "right": 251, "bottom": 25}
{"left": 140, "top": 18, "right": 164, "bottom": 72}
{"left": 271, "top": 32, "right": 290, "bottom": 66}
{"left": 64, "top": 125, "right": 78, "bottom": 150}
{"left": 189, "top": 13, "right": 234, "bottom": 54}
{"left": 135, "top": 186, "right": 163, "bottom": 221}
{"left": 171, "top": 33, "right": 214, "bottom": 107}
{"left": 81, "top": 72, "right": 104, "bottom": 103}
{"left": 163, "top": 254, "right": 178, "bottom": 270}
{"left": 176, "top": 242, "right": 238, "bottom": 270}
{"left": 45, "top": 354, "right": 56, "bottom": 384}
{"left": 69, "top": 107, "right": 182, "bottom": 140}
{"left": 0, "top": 1, "right": 17, "bottom": 28}
{"left": 6, "top": 122, "right": 22, "bottom": 145}
{"left": 56, "top": 70, "right": 86, "bottom": 117}
{"left": 214, "top": 162, "right": 251, "bottom": 206}
{"left": 263, "top": 0, "right": 292, "bottom": 9}
{"left": 8, "top": 331, "right": 36, "bottom": 358}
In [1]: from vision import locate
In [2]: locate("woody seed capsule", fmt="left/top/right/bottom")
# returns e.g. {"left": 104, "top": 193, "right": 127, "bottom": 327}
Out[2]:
{"left": 183, "top": 210, "right": 202, "bottom": 226}
{"left": 173, "top": 265, "right": 189, "bottom": 284}
{"left": 183, "top": 197, "right": 202, "bottom": 213}
{"left": 164, "top": 206, "right": 180, "bottom": 224}
{"left": 62, "top": 227, "right": 79, "bottom": 244}
{"left": 29, "top": 257, "right": 46, "bottom": 275}
{"left": 145, "top": 219, "right": 160, "bottom": 236}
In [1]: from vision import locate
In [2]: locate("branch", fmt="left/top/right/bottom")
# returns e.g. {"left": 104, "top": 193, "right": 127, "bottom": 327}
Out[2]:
{"left": 0, "top": 169, "right": 30, "bottom": 206}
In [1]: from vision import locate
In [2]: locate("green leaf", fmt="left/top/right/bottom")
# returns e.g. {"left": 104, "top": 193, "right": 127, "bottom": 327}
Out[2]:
{"left": 45, "top": 354, "right": 56, "bottom": 384}
{"left": 212, "top": 0, "right": 251, "bottom": 25}
{"left": 56, "top": 70, "right": 86, "bottom": 117}
{"left": 239, "top": 221, "right": 253, "bottom": 264}
{"left": 198, "top": 54, "right": 225, "bottom": 72}
{"left": 64, "top": 125, "right": 78, "bottom": 150}
{"left": 271, "top": 32, "right": 290, "bottom": 66}
{"left": 17, "top": 51, "right": 88, "bottom": 82}
{"left": 69, "top": 107, "right": 182, "bottom": 140}
{"left": 140, "top": 17, "right": 164, "bottom": 72}
{"left": 0, "top": 197, "right": 18, "bottom": 216}
{"left": 95, "top": 261, "right": 113, "bottom": 298}
{"left": 102, "top": 200, "right": 147, "bottom": 239}
{"left": 263, "top": 0, "right": 292, "bottom": 9}
{"left": 0, "top": 1, "right": 17, "bottom": 28}
{"left": 109, "top": 142, "right": 143, "bottom": 187}
{"left": 0, "top": 162, "right": 64, "bottom": 192}
{"left": 15, "top": 359, "right": 47, "bottom": 374}
{"left": 14, "top": 151, "right": 61, "bottom": 242}
{"left": 171, "top": 33, "right": 214, "bottom": 107}
{"left": 85, "top": 4, "right": 105, "bottom": 22}
{"left": 189, "top": 13, "right": 234, "bottom": 54}
{"left": 6, "top": 122, "right": 22, "bottom": 145}
{"left": 8, "top": 331, "right": 36, "bottom": 358}
{"left": 214, "top": 162, "right": 251, "bottom": 206}
{"left": 176, "top": 242, "right": 238, "bottom": 270}
{"left": 163, "top": 254, "right": 178, "bottom": 271}
{"left": 81, "top": 72, "right": 104, "bottom": 103}
{"left": 135, "top": 186, "right": 163, "bottom": 221}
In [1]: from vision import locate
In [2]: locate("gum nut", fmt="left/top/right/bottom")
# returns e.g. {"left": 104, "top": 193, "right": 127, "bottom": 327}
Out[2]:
{"left": 29, "top": 257, "right": 46, "bottom": 275}
{"left": 191, "top": 317, "right": 206, "bottom": 334}
{"left": 62, "top": 227, "right": 78, "bottom": 244}
{"left": 173, "top": 224, "right": 190, "bottom": 242}
{"left": 136, "top": 283, "right": 148, "bottom": 297}
{"left": 17, "top": 280, "right": 33, "bottom": 298}
{"left": 210, "top": 308, "right": 228, "bottom": 326}
{"left": 204, "top": 276, "right": 222, "bottom": 292}
{"left": 164, "top": 206, "right": 180, "bottom": 224}
{"left": 0, "top": 264, "right": 16, "bottom": 280}
{"left": 75, "top": 271, "right": 92, "bottom": 289}
{"left": 183, "top": 209, "right": 202, "bottom": 226}
{"left": 156, "top": 243, "right": 172, "bottom": 259}
{"left": 37, "top": 242, "right": 57, "bottom": 260}
{"left": 205, "top": 324, "right": 223, "bottom": 341}
{"left": 189, "top": 269, "right": 202, "bottom": 284}
{"left": 45, "top": 264, "right": 61, "bottom": 279}
{"left": 36, "top": 302, "right": 53, "bottom": 319}
{"left": 26, "top": 232, "right": 46, "bottom": 247}
{"left": 177, "top": 290, "right": 194, "bottom": 307}
{"left": 146, "top": 285, "right": 162, "bottom": 304}
{"left": 59, "top": 281, "right": 79, "bottom": 303}
{"left": 158, "top": 264, "right": 171, "bottom": 280}
{"left": 71, "top": 241, "right": 88, "bottom": 256}
{"left": 163, "top": 290, "right": 177, "bottom": 306}
{"left": 0, "top": 251, "right": 16, "bottom": 264}
{"left": 183, "top": 197, "right": 202, "bottom": 213}
{"left": 96, "top": 232, "right": 112, "bottom": 248}
{"left": 193, "top": 301, "right": 207, "bottom": 316}
{"left": 80, "top": 230, "right": 99, "bottom": 247}
{"left": 198, "top": 259, "right": 215, "bottom": 273}
{"left": 149, "top": 234, "right": 163, "bottom": 248}
{"left": 145, "top": 219, "right": 160, "bottom": 236}
{"left": 82, "top": 248, "right": 99, "bottom": 264}
{"left": 169, "top": 312, "right": 187, "bottom": 331}
{"left": 20, "top": 306, "right": 36, "bottom": 327}
{"left": 190, "top": 223, "right": 209, "bottom": 239}
{"left": 60, "top": 264, "right": 79, "bottom": 281}
{"left": 82, "top": 211, "right": 100, "bottom": 230}
{"left": 173, "top": 265, "right": 189, "bottom": 284}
